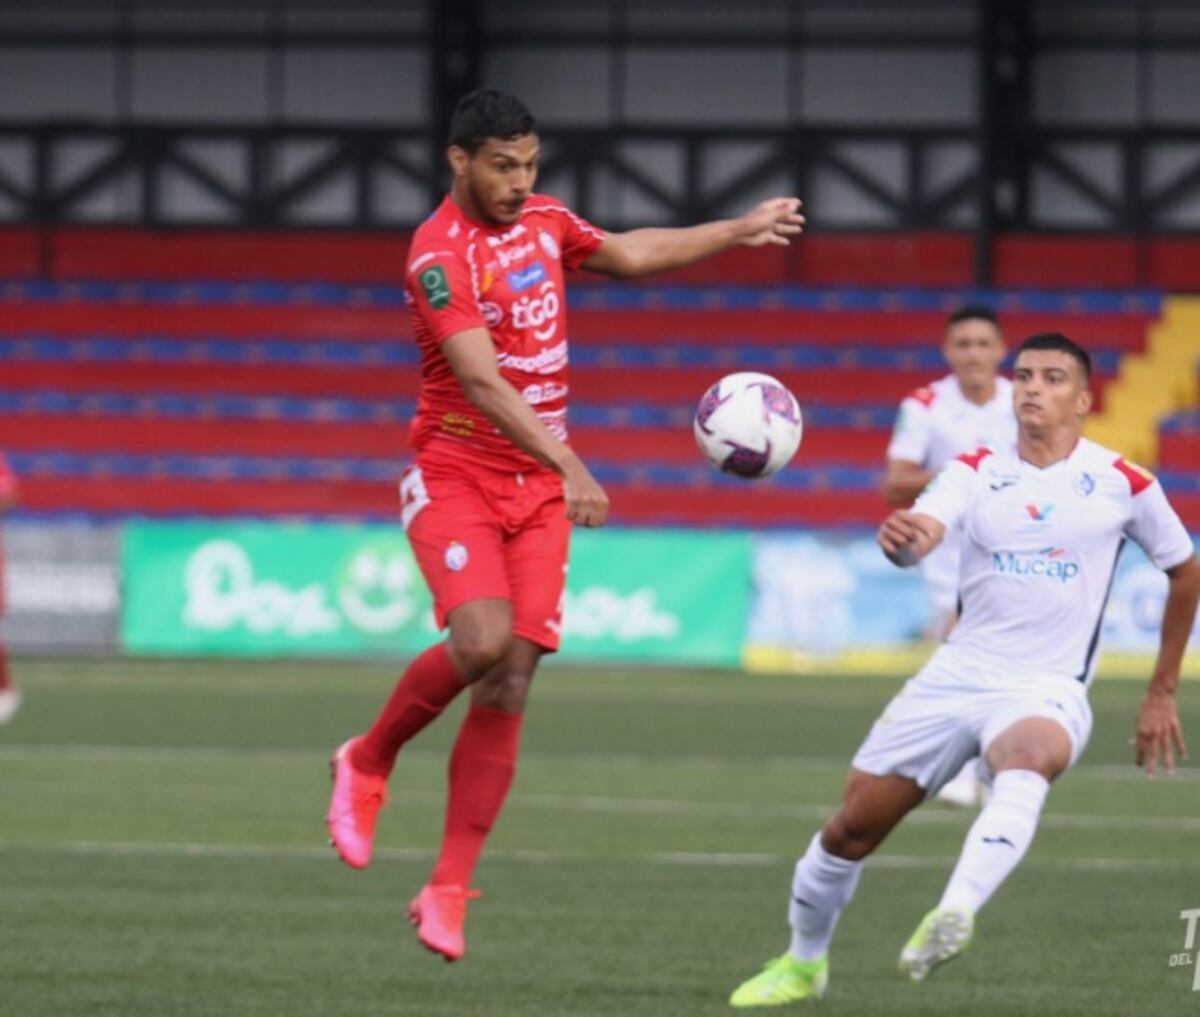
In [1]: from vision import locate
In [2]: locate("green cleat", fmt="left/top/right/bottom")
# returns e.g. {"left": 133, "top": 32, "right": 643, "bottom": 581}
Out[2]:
{"left": 898, "top": 907, "right": 974, "bottom": 981}
{"left": 729, "top": 955, "right": 829, "bottom": 1008}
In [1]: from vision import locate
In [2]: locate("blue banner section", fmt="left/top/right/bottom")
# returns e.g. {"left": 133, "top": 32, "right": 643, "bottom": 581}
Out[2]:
{"left": 1101, "top": 539, "right": 1200, "bottom": 651}
{"left": 749, "top": 533, "right": 929, "bottom": 653}
{"left": 748, "top": 533, "right": 1200, "bottom": 660}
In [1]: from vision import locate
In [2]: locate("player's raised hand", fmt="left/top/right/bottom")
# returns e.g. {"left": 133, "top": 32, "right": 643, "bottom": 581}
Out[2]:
{"left": 561, "top": 457, "right": 610, "bottom": 528}
{"left": 1134, "top": 687, "right": 1189, "bottom": 778}
{"left": 737, "top": 198, "right": 805, "bottom": 247}
{"left": 877, "top": 509, "right": 938, "bottom": 566}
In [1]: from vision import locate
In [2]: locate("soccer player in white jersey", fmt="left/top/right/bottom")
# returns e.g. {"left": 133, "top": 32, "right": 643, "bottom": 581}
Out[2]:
{"left": 883, "top": 305, "right": 1016, "bottom": 808}
{"left": 730, "top": 333, "right": 1199, "bottom": 1007}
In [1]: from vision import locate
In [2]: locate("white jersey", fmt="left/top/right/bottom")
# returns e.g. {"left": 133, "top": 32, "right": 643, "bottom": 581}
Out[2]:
{"left": 887, "top": 375, "right": 1018, "bottom": 614}
{"left": 913, "top": 438, "right": 1194, "bottom": 685}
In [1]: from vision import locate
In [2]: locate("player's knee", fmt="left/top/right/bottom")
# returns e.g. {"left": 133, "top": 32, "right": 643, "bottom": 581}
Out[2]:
{"left": 820, "top": 815, "right": 881, "bottom": 862}
{"left": 449, "top": 625, "right": 513, "bottom": 679}
{"left": 992, "top": 747, "right": 1062, "bottom": 781}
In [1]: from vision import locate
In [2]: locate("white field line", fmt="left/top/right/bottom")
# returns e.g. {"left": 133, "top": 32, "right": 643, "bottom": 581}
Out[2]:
{"left": 0, "top": 839, "right": 1197, "bottom": 872}
{"left": 2, "top": 776, "right": 1197, "bottom": 832}
{"left": 1, "top": 743, "right": 1197, "bottom": 783}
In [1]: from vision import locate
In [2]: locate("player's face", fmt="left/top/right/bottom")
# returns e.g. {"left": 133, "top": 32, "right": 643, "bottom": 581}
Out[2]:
{"left": 1012, "top": 349, "right": 1092, "bottom": 430}
{"left": 943, "top": 318, "right": 1005, "bottom": 387}
{"left": 449, "top": 134, "right": 540, "bottom": 226}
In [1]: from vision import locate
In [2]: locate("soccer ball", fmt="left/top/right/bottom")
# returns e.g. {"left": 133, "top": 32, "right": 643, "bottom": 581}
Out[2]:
{"left": 693, "top": 372, "right": 803, "bottom": 478}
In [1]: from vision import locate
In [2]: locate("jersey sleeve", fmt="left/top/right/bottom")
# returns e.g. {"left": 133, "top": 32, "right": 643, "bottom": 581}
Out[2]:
{"left": 912, "top": 459, "right": 976, "bottom": 532}
{"left": 885, "top": 395, "right": 934, "bottom": 465}
{"left": 557, "top": 206, "right": 606, "bottom": 271}
{"left": 1124, "top": 478, "right": 1195, "bottom": 570}
{"left": 407, "top": 247, "right": 486, "bottom": 343}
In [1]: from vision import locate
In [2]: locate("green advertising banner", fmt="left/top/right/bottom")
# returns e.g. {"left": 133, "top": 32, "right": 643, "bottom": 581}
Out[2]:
{"left": 561, "top": 529, "right": 750, "bottom": 665}
{"left": 122, "top": 522, "right": 436, "bottom": 656}
{"left": 122, "top": 522, "right": 750, "bottom": 665}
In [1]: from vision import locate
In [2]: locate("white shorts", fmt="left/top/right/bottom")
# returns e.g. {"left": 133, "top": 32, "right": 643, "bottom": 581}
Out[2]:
{"left": 851, "top": 645, "right": 1094, "bottom": 796}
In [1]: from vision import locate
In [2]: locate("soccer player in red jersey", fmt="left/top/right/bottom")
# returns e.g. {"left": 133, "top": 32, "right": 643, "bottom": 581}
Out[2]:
{"left": 0, "top": 451, "right": 19, "bottom": 724}
{"left": 326, "top": 89, "right": 805, "bottom": 961}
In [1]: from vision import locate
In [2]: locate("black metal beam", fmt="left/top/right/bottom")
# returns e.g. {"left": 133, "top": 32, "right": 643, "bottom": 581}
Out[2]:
{"left": 429, "top": 0, "right": 483, "bottom": 208}
{"left": 976, "top": 0, "right": 1035, "bottom": 284}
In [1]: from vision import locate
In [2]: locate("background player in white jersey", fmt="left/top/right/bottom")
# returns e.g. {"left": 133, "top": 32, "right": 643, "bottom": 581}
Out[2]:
{"left": 883, "top": 305, "right": 1015, "bottom": 633}
{"left": 884, "top": 305, "right": 1016, "bottom": 808}
{"left": 730, "top": 333, "right": 1200, "bottom": 1008}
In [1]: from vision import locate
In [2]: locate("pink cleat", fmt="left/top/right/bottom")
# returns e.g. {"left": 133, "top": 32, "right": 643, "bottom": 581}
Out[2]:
{"left": 325, "top": 738, "right": 388, "bottom": 869}
{"left": 408, "top": 884, "right": 481, "bottom": 962}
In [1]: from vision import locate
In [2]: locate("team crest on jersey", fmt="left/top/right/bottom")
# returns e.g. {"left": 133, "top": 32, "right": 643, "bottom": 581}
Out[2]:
{"left": 1074, "top": 471, "right": 1096, "bottom": 497}
{"left": 445, "top": 542, "right": 469, "bottom": 572}
{"left": 538, "top": 229, "right": 560, "bottom": 260}
{"left": 480, "top": 300, "right": 504, "bottom": 327}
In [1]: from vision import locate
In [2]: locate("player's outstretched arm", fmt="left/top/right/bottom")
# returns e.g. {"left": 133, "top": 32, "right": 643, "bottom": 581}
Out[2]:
{"left": 581, "top": 197, "right": 804, "bottom": 279}
{"left": 442, "top": 329, "right": 609, "bottom": 527}
{"left": 877, "top": 510, "right": 944, "bottom": 568}
{"left": 1135, "top": 554, "right": 1200, "bottom": 777}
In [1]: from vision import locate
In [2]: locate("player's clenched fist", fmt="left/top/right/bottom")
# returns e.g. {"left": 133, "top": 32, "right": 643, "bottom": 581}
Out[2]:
{"left": 562, "top": 458, "right": 609, "bottom": 528}
{"left": 877, "top": 509, "right": 937, "bottom": 566}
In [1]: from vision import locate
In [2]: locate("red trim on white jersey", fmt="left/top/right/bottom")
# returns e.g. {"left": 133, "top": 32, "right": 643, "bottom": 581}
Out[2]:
{"left": 907, "top": 386, "right": 936, "bottom": 408}
{"left": 956, "top": 447, "right": 993, "bottom": 471}
{"left": 1113, "top": 456, "right": 1155, "bottom": 496}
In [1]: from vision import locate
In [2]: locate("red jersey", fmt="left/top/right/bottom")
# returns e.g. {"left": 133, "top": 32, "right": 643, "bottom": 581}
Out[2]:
{"left": 405, "top": 193, "right": 605, "bottom": 472}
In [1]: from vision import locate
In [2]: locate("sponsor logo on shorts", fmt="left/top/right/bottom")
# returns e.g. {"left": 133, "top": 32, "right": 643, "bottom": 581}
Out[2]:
{"left": 991, "top": 547, "right": 1079, "bottom": 582}
{"left": 419, "top": 265, "right": 452, "bottom": 309}
{"left": 507, "top": 261, "right": 548, "bottom": 292}
{"left": 445, "top": 542, "right": 469, "bottom": 572}
{"left": 538, "top": 229, "right": 560, "bottom": 260}
{"left": 399, "top": 467, "right": 430, "bottom": 530}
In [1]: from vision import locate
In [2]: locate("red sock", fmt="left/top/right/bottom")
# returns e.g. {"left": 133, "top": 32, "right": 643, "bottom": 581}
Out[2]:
{"left": 0, "top": 644, "right": 9, "bottom": 692}
{"left": 351, "top": 643, "right": 466, "bottom": 777}
{"left": 431, "top": 704, "right": 523, "bottom": 887}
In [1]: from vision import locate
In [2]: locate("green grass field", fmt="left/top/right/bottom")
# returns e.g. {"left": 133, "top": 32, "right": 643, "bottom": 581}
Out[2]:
{"left": 2, "top": 656, "right": 1198, "bottom": 1016}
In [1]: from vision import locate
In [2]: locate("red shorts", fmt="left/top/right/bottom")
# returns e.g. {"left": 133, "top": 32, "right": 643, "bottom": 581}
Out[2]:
{"left": 400, "top": 457, "right": 570, "bottom": 652}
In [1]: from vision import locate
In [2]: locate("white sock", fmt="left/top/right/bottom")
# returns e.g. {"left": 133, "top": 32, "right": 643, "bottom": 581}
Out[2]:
{"left": 938, "top": 768, "right": 1049, "bottom": 914}
{"left": 787, "top": 832, "right": 864, "bottom": 962}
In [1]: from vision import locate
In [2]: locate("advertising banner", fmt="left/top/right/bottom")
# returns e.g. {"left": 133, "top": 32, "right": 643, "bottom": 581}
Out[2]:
{"left": 563, "top": 528, "right": 750, "bottom": 665}
{"left": 122, "top": 522, "right": 750, "bottom": 666}
{"left": 745, "top": 532, "right": 1200, "bottom": 675}
{"left": 4, "top": 522, "right": 121, "bottom": 652}
{"left": 123, "top": 522, "right": 433, "bottom": 656}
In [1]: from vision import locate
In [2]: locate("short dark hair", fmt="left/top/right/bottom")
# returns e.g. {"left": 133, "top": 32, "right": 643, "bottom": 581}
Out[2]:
{"left": 947, "top": 303, "right": 999, "bottom": 328}
{"left": 447, "top": 89, "right": 537, "bottom": 154}
{"left": 1017, "top": 332, "right": 1092, "bottom": 381}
